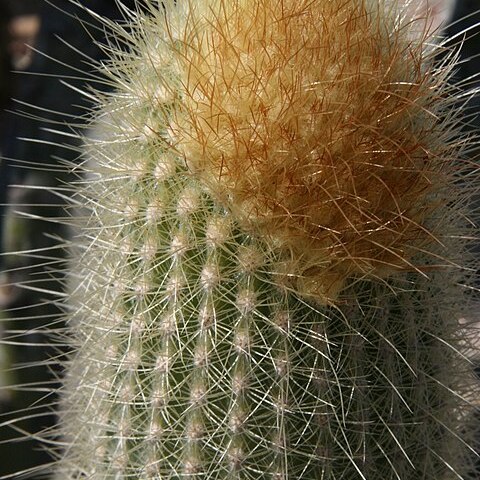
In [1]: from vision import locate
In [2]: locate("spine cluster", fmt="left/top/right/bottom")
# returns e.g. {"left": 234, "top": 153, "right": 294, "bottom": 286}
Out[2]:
{"left": 53, "top": 1, "right": 479, "bottom": 478}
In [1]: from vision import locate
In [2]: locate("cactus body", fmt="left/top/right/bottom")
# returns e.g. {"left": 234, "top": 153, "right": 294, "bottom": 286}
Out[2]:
{"left": 54, "top": 0, "right": 479, "bottom": 478}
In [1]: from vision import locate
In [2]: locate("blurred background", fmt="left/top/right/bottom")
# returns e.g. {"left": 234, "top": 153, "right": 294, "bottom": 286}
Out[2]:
{"left": 0, "top": 1, "right": 477, "bottom": 479}
{"left": 0, "top": 1, "right": 138, "bottom": 478}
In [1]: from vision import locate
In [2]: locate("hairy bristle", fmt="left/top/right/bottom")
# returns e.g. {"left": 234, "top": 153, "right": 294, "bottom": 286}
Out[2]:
{"left": 174, "top": 0, "right": 463, "bottom": 303}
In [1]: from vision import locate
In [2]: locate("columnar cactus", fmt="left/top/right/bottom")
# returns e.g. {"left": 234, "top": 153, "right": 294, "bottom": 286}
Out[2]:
{"left": 52, "top": 0, "right": 479, "bottom": 478}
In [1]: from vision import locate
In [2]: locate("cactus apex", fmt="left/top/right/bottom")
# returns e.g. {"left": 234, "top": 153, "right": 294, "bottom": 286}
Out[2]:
{"left": 169, "top": 0, "right": 463, "bottom": 304}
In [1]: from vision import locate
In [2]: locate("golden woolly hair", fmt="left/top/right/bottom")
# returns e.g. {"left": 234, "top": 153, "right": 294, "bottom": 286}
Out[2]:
{"left": 168, "top": 0, "right": 462, "bottom": 303}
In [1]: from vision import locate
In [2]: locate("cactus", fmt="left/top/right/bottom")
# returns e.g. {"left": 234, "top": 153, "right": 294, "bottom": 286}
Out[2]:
{"left": 50, "top": 0, "right": 479, "bottom": 478}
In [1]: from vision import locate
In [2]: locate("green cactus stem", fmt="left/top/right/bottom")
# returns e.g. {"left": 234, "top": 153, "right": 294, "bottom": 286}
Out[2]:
{"left": 51, "top": 0, "right": 479, "bottom": 478}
